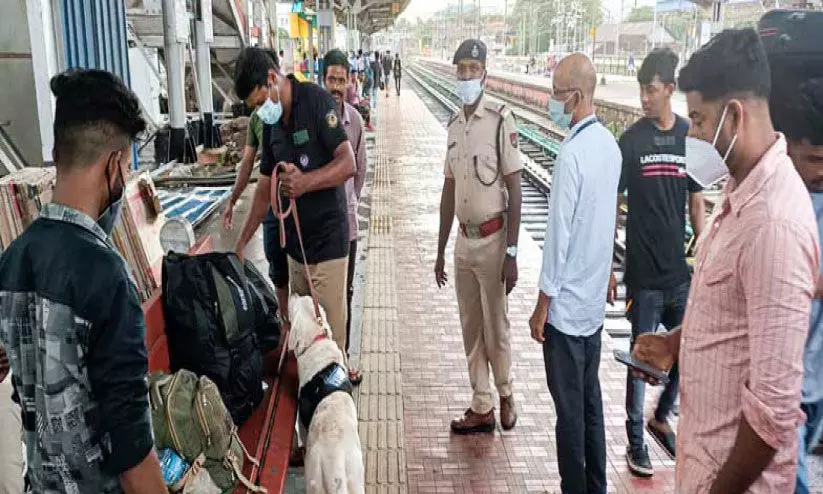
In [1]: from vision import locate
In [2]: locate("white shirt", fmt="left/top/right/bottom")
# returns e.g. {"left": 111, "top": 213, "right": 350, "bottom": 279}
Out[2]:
{"left": 539, "top": 115, "right": 622, "bottom": 337}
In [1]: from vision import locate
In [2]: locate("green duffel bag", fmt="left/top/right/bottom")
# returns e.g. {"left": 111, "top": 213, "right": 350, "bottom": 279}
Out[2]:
{"left": 149, "top": 369, "right": 267, "bottom": 493}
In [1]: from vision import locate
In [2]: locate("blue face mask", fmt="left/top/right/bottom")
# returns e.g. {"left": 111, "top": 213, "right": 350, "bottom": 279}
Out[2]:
{"left": 98, "top": 155, "right": 125, "bottom": 235}
{"left": 257, "top": 85, "right": 283, "bottom": 125}
{"left": 98, "top": 193, "right": 123, "bottom": 236}
{"left": 455, "top": 79, "right": 483, "bottom": 105}
{"left": 548, "top": 93, "right": 575, "bottom": 129}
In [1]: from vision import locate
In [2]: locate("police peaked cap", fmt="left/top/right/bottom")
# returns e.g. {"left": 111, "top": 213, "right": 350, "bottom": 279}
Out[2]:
{"left": 453, "top": 39, "right": 487, "bottom": 65}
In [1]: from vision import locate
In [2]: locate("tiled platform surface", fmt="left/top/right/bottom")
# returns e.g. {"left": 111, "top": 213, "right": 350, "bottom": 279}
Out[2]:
{"left": 358, "top": 89, "right": 680, "bottom": 494}
{"left": 358, "top": 87, "right": 823, "bottom": 494}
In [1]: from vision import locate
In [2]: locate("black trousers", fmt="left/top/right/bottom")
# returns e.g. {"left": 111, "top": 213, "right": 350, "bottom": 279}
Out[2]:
{"left": 395, "top": 76, "right": 401, "bottom": 94}
{"left": 544, "top": 323, "right": 607, "bottom": 494}
{"left": 345, "top": 239, "right": 357, "bottom": 354}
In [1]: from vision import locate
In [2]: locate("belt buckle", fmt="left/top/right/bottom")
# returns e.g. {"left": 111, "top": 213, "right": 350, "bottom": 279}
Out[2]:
{"left": 465, "top": 224, "right": 481, "bottom": 238}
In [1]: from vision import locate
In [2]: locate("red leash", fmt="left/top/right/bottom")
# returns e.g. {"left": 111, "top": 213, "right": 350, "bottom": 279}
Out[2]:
{"left": 272, "top": 163, "right": 323, "bottom": 323}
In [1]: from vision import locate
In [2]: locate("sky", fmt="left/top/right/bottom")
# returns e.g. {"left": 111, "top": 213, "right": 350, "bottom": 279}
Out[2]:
{"left": 398, "top": 0, "right": 638, "bottom": 24}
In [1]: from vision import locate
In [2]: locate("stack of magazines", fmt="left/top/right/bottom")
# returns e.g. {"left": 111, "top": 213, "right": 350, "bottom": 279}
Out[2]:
{"left": 0, "top": 167, "right": 55, "bottom": 250}
{"left": 111, "top": 194, "right": 158, "bottom": 302}
{"left": 0, "top": 167, "right": 158, "bottom": 301}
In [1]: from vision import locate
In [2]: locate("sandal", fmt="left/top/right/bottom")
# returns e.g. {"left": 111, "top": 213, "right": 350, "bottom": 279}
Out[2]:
{"left": 348, "top": 367, "right": 362, "bottom": 386}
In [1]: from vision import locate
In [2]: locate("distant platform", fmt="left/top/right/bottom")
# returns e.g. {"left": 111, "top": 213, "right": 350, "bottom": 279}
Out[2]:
{"left": 420, "top": 57, "right": 690, "bottom": 118}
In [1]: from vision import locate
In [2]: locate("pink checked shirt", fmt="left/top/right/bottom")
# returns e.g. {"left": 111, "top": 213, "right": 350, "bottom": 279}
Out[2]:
{"left": 677, "top": 135, "right": 819, "bottom": 493}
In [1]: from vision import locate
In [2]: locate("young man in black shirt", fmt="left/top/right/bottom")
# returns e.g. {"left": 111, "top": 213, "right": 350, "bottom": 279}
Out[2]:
{"left": 0, "top": 69, "right": 166, "bottom": 493}
{"left": 232, "top": 48, "right": 357, "bottom": 379}
{"left": 608, "top": 47, "right": 706, "bottom": 477}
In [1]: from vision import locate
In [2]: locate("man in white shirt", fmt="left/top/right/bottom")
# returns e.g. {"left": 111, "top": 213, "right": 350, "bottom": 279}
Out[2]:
{"left": 529, "top": 53, "right": 622, "bottom": 494}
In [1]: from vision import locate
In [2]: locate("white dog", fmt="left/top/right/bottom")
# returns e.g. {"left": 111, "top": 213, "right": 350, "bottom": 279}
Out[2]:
{"left": 288, "top": 295, "right": 364, "bottom": 494}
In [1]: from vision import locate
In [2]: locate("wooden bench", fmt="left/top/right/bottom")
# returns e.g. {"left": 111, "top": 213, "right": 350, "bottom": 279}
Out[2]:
{"left": 141, "top": 235, "right": 298, "bottom": 494}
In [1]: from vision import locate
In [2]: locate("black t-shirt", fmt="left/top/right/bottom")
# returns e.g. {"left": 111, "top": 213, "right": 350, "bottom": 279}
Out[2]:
{"left": 261, "top": 75, "right": 350, "bottom": 265}
{"left": 618, "top": 116, "right": 702, "bottom": 290}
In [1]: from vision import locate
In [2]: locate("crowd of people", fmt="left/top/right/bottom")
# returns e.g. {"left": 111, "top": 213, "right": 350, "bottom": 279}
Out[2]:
{"left": 0, "top": 13, "right": 820, "bottom": 494}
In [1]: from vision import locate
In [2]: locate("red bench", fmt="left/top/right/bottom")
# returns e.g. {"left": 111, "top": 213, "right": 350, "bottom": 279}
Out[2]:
{"left": 141, "top": 235, "right": 298, "bottom": 494}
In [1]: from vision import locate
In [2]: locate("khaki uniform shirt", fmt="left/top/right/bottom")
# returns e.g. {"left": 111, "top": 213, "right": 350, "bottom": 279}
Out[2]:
{"left": 444, "top": 95, "right": 522, "bottom": 225}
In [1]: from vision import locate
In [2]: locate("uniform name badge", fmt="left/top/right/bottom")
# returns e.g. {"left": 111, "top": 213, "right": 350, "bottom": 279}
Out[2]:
{"left": 292, "top": 129, "right": 309, "bottom": 146}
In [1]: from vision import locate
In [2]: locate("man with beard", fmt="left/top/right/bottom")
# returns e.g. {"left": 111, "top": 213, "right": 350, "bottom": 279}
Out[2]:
{"left": 323, "top": 49, "right": 367, "bottom": 383}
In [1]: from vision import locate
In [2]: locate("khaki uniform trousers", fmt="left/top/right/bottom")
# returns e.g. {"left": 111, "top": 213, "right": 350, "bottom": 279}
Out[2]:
{"left": 454, "top": 228, "right": 513, "bottom": 415}
{"left": 0, "top": 377, "right": 24, "bottom": 494}
{"left": 288, "top": 255, "right": 349, "bottom": 355}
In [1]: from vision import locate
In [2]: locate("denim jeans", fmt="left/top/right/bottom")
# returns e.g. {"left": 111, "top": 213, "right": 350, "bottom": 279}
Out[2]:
{"left": 544, "top": 324, "right": 607, "bottom": 494}
{"left": 797, "top": 400, "right": 823, "bottom": 494}
{"left": 625, "top": 280, "right": 689, "bottom": 451}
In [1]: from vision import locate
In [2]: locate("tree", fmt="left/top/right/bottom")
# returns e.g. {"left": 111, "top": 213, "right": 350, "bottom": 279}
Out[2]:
{"left": 626, "top": 6, "right": 654, "bottom": 22}
{"left": 510, "top": 0, "right": 603, "bottom": 54}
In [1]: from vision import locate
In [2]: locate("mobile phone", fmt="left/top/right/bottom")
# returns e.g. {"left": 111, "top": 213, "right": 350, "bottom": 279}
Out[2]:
{"left": 613, "top": 349, "right": 670, "bottom": 386}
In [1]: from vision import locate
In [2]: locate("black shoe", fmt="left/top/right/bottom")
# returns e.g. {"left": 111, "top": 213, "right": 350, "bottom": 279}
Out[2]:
{"left": 647, "top": 419, "right": 676, "bottom": 458}
{"left": 626, "top": 445, "right": 654, "bottom": 477}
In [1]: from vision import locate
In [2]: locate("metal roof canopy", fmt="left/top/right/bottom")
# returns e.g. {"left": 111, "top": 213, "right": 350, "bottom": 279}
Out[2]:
{"left": 303, "top": 0, "right": 411, "bottom": 35}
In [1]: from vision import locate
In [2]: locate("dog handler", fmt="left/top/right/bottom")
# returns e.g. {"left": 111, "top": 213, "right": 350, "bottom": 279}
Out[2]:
{"left": 435, "top": 39, "right": 522, "bottom": 433}
{"left": 232, "top": 47, "right": 359, "bottom": 382}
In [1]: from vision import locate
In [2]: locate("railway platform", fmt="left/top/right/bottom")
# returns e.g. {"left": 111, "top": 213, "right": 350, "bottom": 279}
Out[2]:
{"left": 209, "top": 83, "right": 822, "bottom": 493}
{"left": 346, "top": 86, "right": 678, "bottom": 493}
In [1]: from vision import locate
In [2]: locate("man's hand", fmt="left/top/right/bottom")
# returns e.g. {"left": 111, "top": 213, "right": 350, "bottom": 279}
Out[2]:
{"left": 815, "top": 273, "right": 823, "bottom": 300}
{"left": 0, "top": 345, "right": 9, "bottom": 383}
{"left": 607, "top": 271, "right": 618, "bottom": 305}
{"left": 222, "top": 199, "right": 236, "bottom": 230}
{"left": 434, "top": 255, "right": 448, "bottom": 288}
{"left": 235, "top": 241, "right": 246, "bottom": 262}
{"left": 529, "top": 299, "right": 549, "bottom": 344}
{"left": 275, "top": 286, "right": 290, "bottom": 332}
{"left": 502, "top": 257, "right": 518, "bottom": 295}
{"left": 279, "top": 163, "right": 309, "bottom": 198}
{"left": 632, "top": 333, "right": 676, "bottom": 385}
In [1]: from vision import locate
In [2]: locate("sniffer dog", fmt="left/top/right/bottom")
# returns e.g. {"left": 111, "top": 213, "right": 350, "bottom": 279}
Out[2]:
{"left": 288, "top": 295, "right": 364, "bottom": 494}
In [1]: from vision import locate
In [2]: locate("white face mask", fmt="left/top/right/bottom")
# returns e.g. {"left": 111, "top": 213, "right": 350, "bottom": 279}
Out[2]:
{"left": 685, "top": 105, "right": 738, "bottom": 188}
{"left": 455, "top": 78, "right": 483, "bottom": 105}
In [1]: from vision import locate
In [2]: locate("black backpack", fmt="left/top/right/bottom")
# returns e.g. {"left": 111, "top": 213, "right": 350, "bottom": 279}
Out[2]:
{"left": 243, "top": 260, "right": 281, "bottom": 353}
{"left": 162, "top": 252, "right": 264, "bottom": 425}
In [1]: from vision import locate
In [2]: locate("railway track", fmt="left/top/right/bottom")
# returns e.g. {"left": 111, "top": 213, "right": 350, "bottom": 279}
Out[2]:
{"left": 414, "top": 61, "right": 724, "bottom": 211}
{"left": 406, "top": 65, "right": 633, "bottom": 336}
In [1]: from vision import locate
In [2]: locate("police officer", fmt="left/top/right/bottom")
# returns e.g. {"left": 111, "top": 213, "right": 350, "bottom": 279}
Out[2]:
{"left": 435, "top": 39, "right": 522, "bottom": 433}
{"left": 232, "top": 47, "right": 359, "bottom": 381}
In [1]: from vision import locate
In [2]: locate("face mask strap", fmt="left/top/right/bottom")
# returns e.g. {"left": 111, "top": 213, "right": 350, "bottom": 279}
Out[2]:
{"left": 723, "top": 133, "right": 739, "bottom": 162}
{"left": 565, "top": 90, "right": 579, "bottom": 115}
{"left": 712, "top": 104, "right": 730, "bottom": 147}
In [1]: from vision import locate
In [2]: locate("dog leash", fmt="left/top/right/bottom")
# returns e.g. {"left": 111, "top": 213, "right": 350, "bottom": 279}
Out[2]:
{"left": 272, "top": 163, "right": 323, "bottom": 324}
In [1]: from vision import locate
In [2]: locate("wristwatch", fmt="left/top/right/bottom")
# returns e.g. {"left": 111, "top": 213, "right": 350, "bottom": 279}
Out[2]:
{"left": 506, "top": 245, "right": 518, "bottom": 258}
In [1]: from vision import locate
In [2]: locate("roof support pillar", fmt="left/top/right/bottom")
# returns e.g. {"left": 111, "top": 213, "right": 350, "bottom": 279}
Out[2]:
{"left": 162, "top": 0, "right": 193, "bottom": 162}
{"left": 194, "top": 0, "right": 215, "bottom": 148}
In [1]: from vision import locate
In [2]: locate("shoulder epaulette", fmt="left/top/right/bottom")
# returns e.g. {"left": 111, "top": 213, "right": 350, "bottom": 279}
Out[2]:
{"left": 484, "top": 101, "right": 504, "bottom": 114}
{"left": 486, "top": 102, "right": 513, "bottom": 120}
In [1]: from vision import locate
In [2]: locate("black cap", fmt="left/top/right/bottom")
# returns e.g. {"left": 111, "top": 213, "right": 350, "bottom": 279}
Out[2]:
{"left": 453, "top": 39, "right": 486, "bottom": 65}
